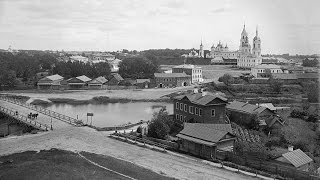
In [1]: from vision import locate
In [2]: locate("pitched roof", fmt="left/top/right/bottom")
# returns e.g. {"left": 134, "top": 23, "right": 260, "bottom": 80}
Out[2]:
{"left": 177, "top": 123, "right": 234, "bottom": 145}
{"left": 227, "top": 101, "right": 269, "bottom": 114}
{"left": 282, "top": 149, "right": 313, "bottom": 168}
{"left": 89, "top": 76, "right": 108, "bottom": 84}
{"left": 111, "top": 73, "right": 124, "bottom": 81}
{"left": 154, "top": 72, "right": 190, "bottom": 78}
{"left": 76, "top": 75, "right": 92, "bottom": 82}
{"left": 174, "top": 93, "right": 228, "bottom": 106}
{"left": 41, "top": 74, "right": 63, "bottom": 81}
{"left": 253, "top": 64, "right": 281, "bottom": 69}
{"left": 173, "top": 64, "right": 199, "bottom": 69}
{"left": 258, "top": 103, "right": 276, "bottom": 111}
{"left": 136, "top": 79, "right": 150, "bottom": 84}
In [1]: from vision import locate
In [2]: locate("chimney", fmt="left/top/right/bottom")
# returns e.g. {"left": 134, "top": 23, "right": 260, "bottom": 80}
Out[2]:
{"left": 202, "top": 91, "right": 207, "bottom": 96}
{"left": 193, "top": 88, "right": 198, "bottom": 93}
{"left": 288, "top": 145, "right": 294, "bottom": 152}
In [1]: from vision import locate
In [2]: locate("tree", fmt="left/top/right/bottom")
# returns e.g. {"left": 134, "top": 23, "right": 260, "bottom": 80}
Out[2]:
{"left": 218, "top": 73, "right": 234, "bottom": 86}
{"left": 302, "top": 58, "right": 319, "bottom": 67}
{"left": 119, "top": 57, "right": 158, "bottom": 79}
{"left": 268, "top": 77, "right": 282, "bottom": 93}
{"left": 147, "top": 108, "right": 171, "bottom": 139}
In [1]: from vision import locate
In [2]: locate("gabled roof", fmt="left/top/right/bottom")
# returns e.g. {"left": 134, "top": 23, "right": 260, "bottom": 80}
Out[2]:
{"left": 76, "top": 75, "right": 92, "bottom": 82}
{"left": 38, "top": 74, "right": 64, "bottom": 83}
{"left": 89, "top": 76, "right": 108, "bottom": 84}
{"left": 154, "top": 72, "right": 190, "bottom": 78}
{"left": 174, "top": 93, "right": 228, "bottom": 106}
{"left": 136, "top": 79, "right": 150, "bottom": 84}
{"left": 173, "top": 64, "right": 199, "bottom": 69}
{"left": 281, "top": 149, "right": 313, "bottom": 168}
{"left": 258, "top": 103, "right": 276, "bottom": 111}
{"left": 177, "top": 123, "right": 235, "bottom": 145}
{"left": 110, "top": 73, "right": 124, "bottom": 81}
{"left": 227, "top": 101, "right": 270, "bottom": 114}
{"left": 45, "top": 74, "right": 63, "bottom": 81}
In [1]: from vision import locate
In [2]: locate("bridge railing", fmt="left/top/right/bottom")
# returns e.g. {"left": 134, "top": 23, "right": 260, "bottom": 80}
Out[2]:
{"left": 0, "top": 105, "right": 49, "bottom": 131}
{"left": 0, "top": 96, "right": 83, "bottom": 126}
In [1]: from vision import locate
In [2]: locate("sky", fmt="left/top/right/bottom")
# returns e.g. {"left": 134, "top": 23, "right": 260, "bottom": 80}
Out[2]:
{"left": 0, "top": 0, "right": 319, "bottom": 54}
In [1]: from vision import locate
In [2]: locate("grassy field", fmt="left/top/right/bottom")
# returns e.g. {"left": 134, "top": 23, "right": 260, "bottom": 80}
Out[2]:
{"left": 0, "top": 149, "right": 176, "bottom": 180}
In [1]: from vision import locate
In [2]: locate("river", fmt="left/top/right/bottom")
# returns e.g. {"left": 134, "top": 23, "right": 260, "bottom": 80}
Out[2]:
{"left": 44, "top": 102, "right": 173, "bottom": 127}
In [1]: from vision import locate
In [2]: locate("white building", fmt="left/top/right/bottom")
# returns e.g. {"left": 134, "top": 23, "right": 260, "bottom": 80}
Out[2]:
{"left": 237, "top": 25, "right": 262, "bottom": 68}
{"left": 109, "top": 58, "right": 122, "bottom": 72}
{"left": 251, "top": 64, "right": 283, "bottom": 78}
{"left": 172, "top": 64, "right": 203, "bottom": 84}
{"left": 69, "top": 55, "right": 89, "bottom": 63}
{"left": 207, "top": 41, "right": 238, "bottom": 59}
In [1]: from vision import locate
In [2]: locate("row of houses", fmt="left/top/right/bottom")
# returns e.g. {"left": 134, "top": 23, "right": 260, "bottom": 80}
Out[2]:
{"left": 173, "top": 90, "right": 313, "bottom": 171}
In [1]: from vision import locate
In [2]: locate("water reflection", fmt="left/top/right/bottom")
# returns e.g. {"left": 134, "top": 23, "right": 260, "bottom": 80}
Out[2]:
{"left": 44, "top": 102, "right": 173, "bottom": 127}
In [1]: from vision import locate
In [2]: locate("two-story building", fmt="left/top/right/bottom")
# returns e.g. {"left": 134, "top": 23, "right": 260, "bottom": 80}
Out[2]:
{"left": 172, "top": 64, "right": 203, "bottom": 84}
{"left": 154, "top": 73, "right": 191, "bottom": 88}
{"left": 173, "top": 92, "right": 229, "bottom": 124}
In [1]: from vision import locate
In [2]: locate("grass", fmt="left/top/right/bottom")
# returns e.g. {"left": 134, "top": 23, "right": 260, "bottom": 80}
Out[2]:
{"left": 0, "top": 149, "right": 176, "bottom": 180}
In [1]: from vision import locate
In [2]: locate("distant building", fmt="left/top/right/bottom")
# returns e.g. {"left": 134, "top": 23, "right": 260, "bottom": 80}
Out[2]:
{"left": 107, "top": 73, "right": 124, "bottom": 85}
{"left": 69, "top": 56, "right": 89, "bottom": 63}
{"left": 136, "top": 79, "right": 151, "bottom": 89}
{"left": 251, "top": 64, "right": 283, "bottom": 78}
{"left": 208, "top": 41, "right": 238, "bottom": 60}
{"left": 88, "top": 76, "right": 108, "bottom": 89}
{"left": 226, "top": 101, "right": 284, "bottom": 131}
{"left": 276, "top": 149, "right": 313, "bottom": 172}
{"left": 37, "top": 74, "right": 65, "bottom": 90}
{"left": 177, "top": 123, "right": 236, "bottom": 158}
{"left": 109, "top": 58, "right": 122, "bottom": 72}
{"left": 67, "top": 75, "right": 92, "bottom": 89}
{"left": 92, "top": 52, "right": 115, "bottom": 61}
{"left": 172, "top": 64, "right": 203, "bottom": 84}
{"left": 173, "top": 92, "right": 229, "bottom": 124}
{"left": 154, "top": 73, "right": 191, "bottom": 88}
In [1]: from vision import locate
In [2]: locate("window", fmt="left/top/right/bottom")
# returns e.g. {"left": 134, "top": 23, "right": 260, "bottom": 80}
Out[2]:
{"left": 211, "top": 109, "right": 215, "bottom": 117}
{"left": 176, "top": 102, "right": 179, "bottom": 109}
{"left": 199, "top": 109, "right": 202, "bottom": 116}
{"left": 195, "top": 107, "right": 198, "bottom": 115}
{"left": 184, "top": 104, "right": 187, "bottom": 112}
{"left": 180, "top": 115, "right": 183, "bottom": 121}
{"left": 189, "top": 106, "right": 194, "bottom": 114}
{"left": 180, "top": 103, "right": 183, "bottom": 110}
{"left": 176, "top": 114, "right": 179, "bottom": 120}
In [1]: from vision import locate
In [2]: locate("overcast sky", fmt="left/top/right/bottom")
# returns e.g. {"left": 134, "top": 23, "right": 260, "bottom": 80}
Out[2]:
{"left": 0, "top": 0, "right": 319, "bottom": 54}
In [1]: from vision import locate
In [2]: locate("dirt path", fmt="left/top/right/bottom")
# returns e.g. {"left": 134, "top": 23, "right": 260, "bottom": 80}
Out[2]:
{"left": 0, "top": 125, "right": 262, "bottom": 180}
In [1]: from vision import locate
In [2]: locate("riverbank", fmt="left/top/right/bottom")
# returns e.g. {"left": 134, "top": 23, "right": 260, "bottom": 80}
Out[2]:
{"left": 0, "top": 87, "right": 194, "bottom": 105}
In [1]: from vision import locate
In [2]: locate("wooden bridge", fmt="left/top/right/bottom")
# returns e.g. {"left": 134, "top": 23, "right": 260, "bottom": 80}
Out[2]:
{"left": 0, "top": 96, "right": 84, "bottom": 129}
{"left": 0, "top": 105, "right": 50, "bottom": 131}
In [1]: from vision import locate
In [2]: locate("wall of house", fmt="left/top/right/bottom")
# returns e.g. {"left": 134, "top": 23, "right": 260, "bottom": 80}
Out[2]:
{"left": 216, "top": 139, "right": 235, "bottom": 151}
{"left": 180, "top": 139, "right": 215, "bottom": 159}
{"left": 155, "top": 77, "right": 191, "bottom": 88}
{"left": 173, "top": 99, "right": 226, "bottom": 124}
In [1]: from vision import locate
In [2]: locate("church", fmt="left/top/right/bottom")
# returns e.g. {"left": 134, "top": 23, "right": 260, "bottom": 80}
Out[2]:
{"left": 205, "top": 24, "right": 262, "bottom": 68}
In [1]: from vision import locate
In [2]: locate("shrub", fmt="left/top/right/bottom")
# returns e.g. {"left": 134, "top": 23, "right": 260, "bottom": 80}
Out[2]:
{"left": 307, "top": 114, "right": 318, "bottom": 123}
{"left": 290, "top": 109, "right": 308, "bottom": 119}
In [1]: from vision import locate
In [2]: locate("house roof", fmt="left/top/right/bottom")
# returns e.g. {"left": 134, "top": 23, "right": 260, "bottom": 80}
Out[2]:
{"left": 272, "top": 74, "right": 297, "bottom": 80}
{"left": 174, "top": 93, "right": 228, "bottom": 106}
{"left": 89, "top": 76, "right": 108, "bottom": 84}
{"left": 173, "top": 64, "right": 199, "bottom": 69}
{"left": 136, "top": 79, "right": 150, "bottom": 84}
{"left": 111, "top": 73, "right": 124, "bottom": 81}
{"left": 76, "top": 75, "right": 92, "bottom": 82}
{"left": 227, "top": 101, "right": 269, "bottom": 115}
{"left": 177, "top": 123, "right": 234, "bottom": 145}
{"left": 282, "top": 149, "right": 313, "bottom": 168}
{"left": 258, "top": 103, "right": 276, "bottom": 111}
{"left": 154, "top": 72, "right": 190, "bottom": 78}
{"left": 39, "top": 74, "right": 64, "bottom": 82}
{"left": 253, "top": 64, "right": 281, "bottom": 69}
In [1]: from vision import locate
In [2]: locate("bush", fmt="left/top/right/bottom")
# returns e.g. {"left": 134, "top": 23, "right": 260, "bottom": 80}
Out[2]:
{"left": 147, "top": 107, "right": 171, "bottom": 139}
{"left": 307, "top": 114, "right": 318, "bottom": 123}
{"left": 290, "top": 109, "right": 308, "bottom": 119}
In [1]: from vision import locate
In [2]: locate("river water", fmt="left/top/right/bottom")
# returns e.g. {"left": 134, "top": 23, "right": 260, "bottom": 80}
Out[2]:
{"left": 44, "top": 102, "right": 173, "bottom": 127}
